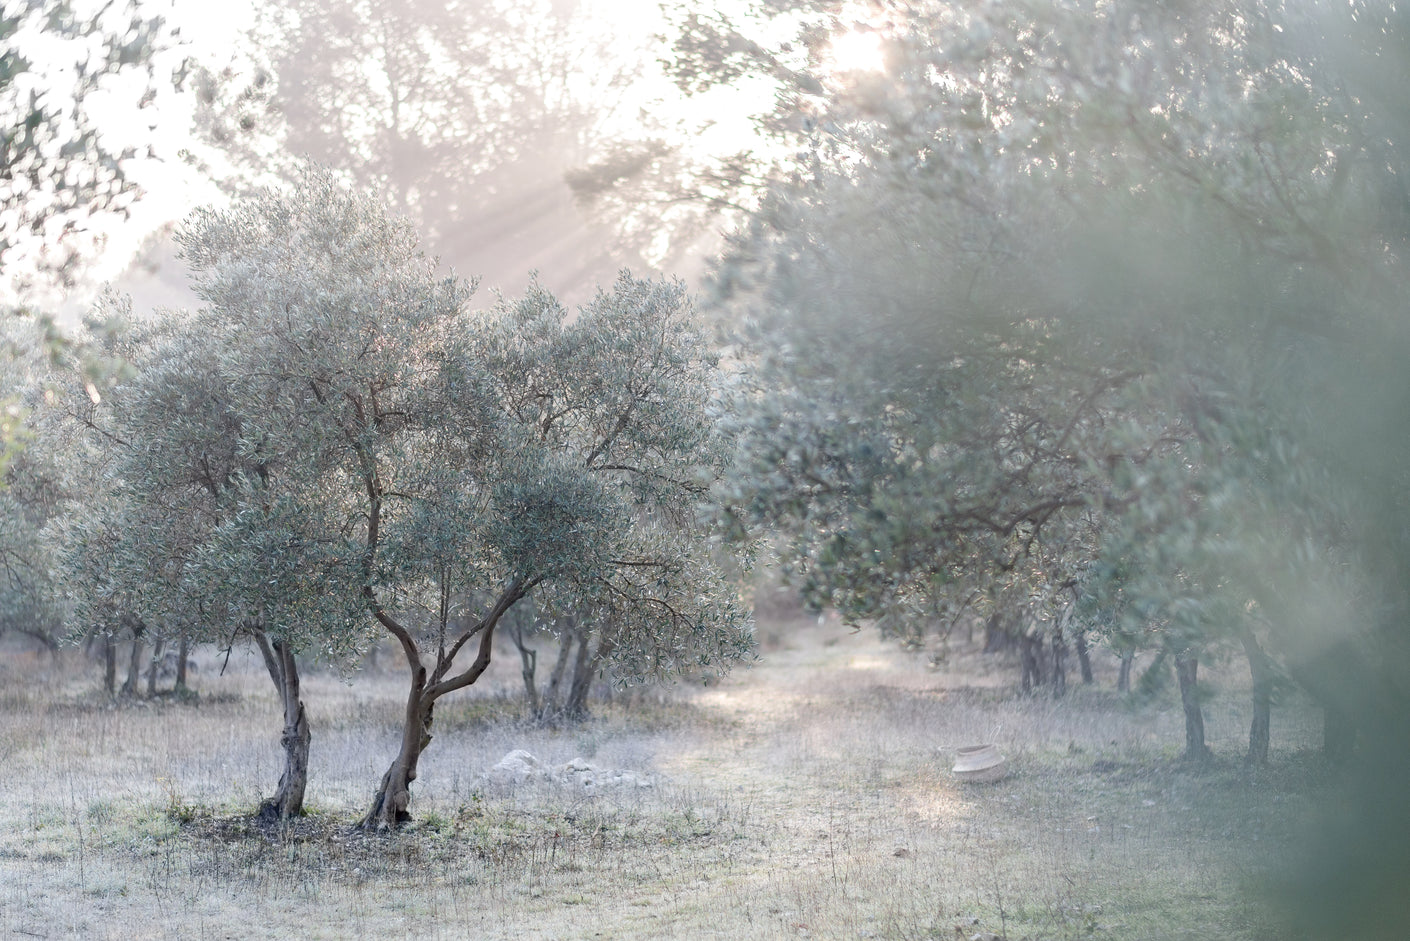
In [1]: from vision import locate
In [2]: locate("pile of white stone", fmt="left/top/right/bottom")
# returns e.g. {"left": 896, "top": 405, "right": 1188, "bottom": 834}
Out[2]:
{"left": 481, "top": 749, "right": 655, "bottom": 794}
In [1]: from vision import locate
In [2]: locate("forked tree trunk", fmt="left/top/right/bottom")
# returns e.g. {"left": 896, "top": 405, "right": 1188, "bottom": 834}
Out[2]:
{"left": 360, "top": 584, "right": 529, "bottom": 829}
{"left": 1239, "top": 625, "right": 1273, "bottom": 765}
{"left": 254, "top": 631, "right": 310, "bottom": 821}
{"left": 509, "top": 624, "right": 540, "bottom": 715}
{"left": 565, "top": 633, "right": 616, "bottom": 719}
{"left": 1175, "top": 652, "right": 1211, "bottom": 761}
{"left": 360, "top": 674, "right": 434, "bottom": 830}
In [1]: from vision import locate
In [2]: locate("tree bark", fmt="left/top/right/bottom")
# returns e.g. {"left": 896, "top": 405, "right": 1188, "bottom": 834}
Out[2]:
{"left": 254, "top": 630, "right": 310, "bottom": 821}
{"left": 1238, "top": 625, "right": 1273, "bottom": 765}
{"left": 1174, "top": 652, "right": 1211, "bottom": 761}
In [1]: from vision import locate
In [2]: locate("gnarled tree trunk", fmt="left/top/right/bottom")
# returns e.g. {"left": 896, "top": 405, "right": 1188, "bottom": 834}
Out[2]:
{"left": 360, "top": 670, "right": 433, "bottom": 830}
{"left": 511, "top": 624, "right": 540, "bottom": 716}
{"left": 254, "top": 630, "right": 310, "bottom": 821}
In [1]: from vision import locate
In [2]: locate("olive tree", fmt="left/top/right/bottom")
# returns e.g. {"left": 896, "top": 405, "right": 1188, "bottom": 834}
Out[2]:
{"left": 701, "top": 0, "right": 1408, "bottom": 766}
{"left": 172, "top": 166, "right": 752, "bottom": 829}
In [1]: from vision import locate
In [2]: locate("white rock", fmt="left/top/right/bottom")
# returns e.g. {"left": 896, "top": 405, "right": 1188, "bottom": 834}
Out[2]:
{"left": 485, "top": 749, "right": 548, "bottom": 783}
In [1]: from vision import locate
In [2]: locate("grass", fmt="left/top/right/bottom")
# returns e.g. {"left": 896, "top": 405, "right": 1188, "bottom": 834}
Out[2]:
{"left": 0, "top": 621, "right": 1327, "bottom": 940}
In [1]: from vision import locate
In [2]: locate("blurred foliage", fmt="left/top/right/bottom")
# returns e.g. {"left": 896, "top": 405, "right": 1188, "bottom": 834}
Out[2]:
{"left": 1, "top": 0, "right": 172, "bottom": 292}
{"left": 690, "top": 2, "right": 1410, "bottom": 935}
{"left": 196, "top": 0, "right": 655, "bottom": 284}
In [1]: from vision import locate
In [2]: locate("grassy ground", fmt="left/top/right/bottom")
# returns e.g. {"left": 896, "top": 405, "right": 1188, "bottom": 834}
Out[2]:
{"left": 0, "top": 618, "right": 1326, "bottom": 940}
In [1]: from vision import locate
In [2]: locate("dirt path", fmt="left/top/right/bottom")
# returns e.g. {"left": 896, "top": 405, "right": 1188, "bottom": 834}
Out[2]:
{"left": 495, "top": 620, "right": 1011, "bottom": 940}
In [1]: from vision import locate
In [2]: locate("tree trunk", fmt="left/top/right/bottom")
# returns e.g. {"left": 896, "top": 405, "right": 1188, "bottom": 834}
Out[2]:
{"left": 1239, "top": 625, "right": 1273, "bottom": 765}
{"left": 175, "top": 631, "right": 190, "bottom": 692}
{"left": 509, "top": 624, "right": 540, "bottom": 715}
{"left": 254, "top": 631, "right": 310, "bottom": 821}
{"left": 564, "top": 626, "right": 596, "bottom": 718}
{"left": 146, "top": 635, "right": 165, "bottom": 697}
{"left": 358, "top": 580, "right": 524, "bottom": 829}
{"left": 360, "top": 676, "right": 433, "bottom": 830}
{"left": 1075, "top": 630, "right": 1094, "bottom": 684}
{"left": 1175, "top": 652, "right": 1211, "bottom": 762}
{"left": 539, "top": 622, "right": 576, "bottom": 720}
{"left": 566, "top": 632, "right": 616, "bottom": 719}
{"left": 121, "top": 627, "right": 143, "bottom": 697}
{"left": 103, "top": 633, "right": 117, "bottom": 696}
{"left": 1019, "top": 632, "right": 1045, "bottom": 692}
{"left": 1051, "top": 629, "right": 1067, "bottom": 698}
{"left": 1117, "top": 649, "right": 1134, "bottom": 693}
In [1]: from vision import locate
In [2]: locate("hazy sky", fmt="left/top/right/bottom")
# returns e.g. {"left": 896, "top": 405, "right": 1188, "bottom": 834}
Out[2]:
{"left": 16, "top": 0, "right": 894, "bottom": 320}
{"left": 25, "top": 0, "right": 801, "bottom": 319}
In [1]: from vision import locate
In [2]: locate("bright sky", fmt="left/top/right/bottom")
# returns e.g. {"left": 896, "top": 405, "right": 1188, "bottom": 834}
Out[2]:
{"left": 11, "top": 0, "right": 882, "bottom": 318}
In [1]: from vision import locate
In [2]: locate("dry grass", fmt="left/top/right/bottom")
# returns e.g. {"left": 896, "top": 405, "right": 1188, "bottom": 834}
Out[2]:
{"left": 0, "top": 620, "right": 1324, "bottom": 940}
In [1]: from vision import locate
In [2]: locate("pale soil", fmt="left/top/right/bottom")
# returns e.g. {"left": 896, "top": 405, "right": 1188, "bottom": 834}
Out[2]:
{"left": 0, "top": 620, "right": 1316, "bottom": 940}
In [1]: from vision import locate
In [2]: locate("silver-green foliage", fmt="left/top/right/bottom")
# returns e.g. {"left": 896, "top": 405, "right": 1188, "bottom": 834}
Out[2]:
{"left": 111, "top": 164, "right": 751, "bottom": 681}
